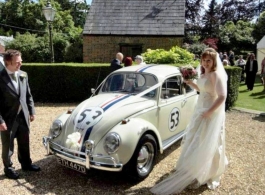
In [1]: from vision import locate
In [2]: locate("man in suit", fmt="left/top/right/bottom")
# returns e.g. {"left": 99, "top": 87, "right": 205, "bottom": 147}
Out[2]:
{"left": 0, "top": 49, "right": 40, "bottom": 180}
{"left": 245, "top": 53, "right": 258, "bottom": 91}
{"left": 110, "top": 52, "right": 123, "bottom": 71}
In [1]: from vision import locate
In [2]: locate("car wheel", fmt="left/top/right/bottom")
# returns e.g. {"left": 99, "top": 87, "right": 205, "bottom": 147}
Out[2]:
{"left": 125, "top": 134, "right": 157, "bottom": 180}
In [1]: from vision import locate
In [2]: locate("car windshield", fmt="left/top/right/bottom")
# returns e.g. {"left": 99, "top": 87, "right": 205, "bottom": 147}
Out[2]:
{"left": 101, "top": 72, "right": 158, "bottom": 96}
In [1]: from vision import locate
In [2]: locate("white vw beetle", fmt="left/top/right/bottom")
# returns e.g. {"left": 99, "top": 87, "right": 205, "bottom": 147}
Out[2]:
{"left": 43, "top": 64, "right": 198, "bottom": 180}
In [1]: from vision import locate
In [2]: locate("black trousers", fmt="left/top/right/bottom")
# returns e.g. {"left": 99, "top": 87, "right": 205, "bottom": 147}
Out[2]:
{"left": 1, "top": 111, "right": 32, "bottom": 168}
{"left": 246, "top": 72, "right": 256, "bottom": 90}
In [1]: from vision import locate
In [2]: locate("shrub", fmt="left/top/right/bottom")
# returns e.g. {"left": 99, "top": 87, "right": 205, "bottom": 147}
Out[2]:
{"left": 142, "top": 46, "right": 194, "bottom": 64}
{"left": 184, "top": 43, "right": 208, "bottom": 56}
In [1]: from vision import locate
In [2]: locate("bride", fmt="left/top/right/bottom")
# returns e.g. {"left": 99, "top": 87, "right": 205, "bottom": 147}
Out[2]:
{"left": 150, "top": 48, "right": 228, "bottom": 195}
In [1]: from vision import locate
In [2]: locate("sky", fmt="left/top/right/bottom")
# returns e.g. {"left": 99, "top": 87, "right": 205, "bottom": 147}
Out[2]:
{"left": 86, "top": 0, "right": 92, "bottom": 5}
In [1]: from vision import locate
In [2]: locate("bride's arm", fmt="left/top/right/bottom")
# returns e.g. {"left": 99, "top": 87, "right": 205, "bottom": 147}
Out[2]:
{"left": 184, "top": 79, "right": 200, "bottom": 92}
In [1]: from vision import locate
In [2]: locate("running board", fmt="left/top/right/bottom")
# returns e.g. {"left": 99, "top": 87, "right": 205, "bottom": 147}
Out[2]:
{"left": 162, "top": 131, "right": 185, "bottom": 150}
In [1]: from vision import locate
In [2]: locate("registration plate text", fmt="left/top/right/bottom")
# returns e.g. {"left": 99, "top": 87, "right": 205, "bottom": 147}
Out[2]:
{"left": 57, "top": 157, "right": 86, "bottom": 174}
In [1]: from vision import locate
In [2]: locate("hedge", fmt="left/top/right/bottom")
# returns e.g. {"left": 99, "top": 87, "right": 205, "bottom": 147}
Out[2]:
{"left": 22, "top": 64, "right": 241, "bottom": 110}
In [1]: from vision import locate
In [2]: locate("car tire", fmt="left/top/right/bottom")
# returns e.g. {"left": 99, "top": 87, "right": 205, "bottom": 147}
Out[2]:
{"left": 125, "top": 134, "right": 157, "bottom": 181}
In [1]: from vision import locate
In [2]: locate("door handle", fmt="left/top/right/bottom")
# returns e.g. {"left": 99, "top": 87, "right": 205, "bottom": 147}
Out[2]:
{"left": 181, "top": 99, "right": 187, "bottom": 107}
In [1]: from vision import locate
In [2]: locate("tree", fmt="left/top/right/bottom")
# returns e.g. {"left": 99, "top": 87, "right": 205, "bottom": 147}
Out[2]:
{"left": 185, "top": 0, "right": 204, "bottom": 44}
{"left": 252, "top": 11, "right": 265, "bottom": 43}
{"left": 201, "top": 0, "right": 221, "bottom": 38}
{"left": 0, "top": 0, "right": 46, "bottom": 36}
{"left": 55, "top": 0, "right": 90, "bottom": 27}
{"left": 218, "top": 20, "right": 255, "bottom": 52}
{"left": 0, "top": 0, "right": 83, "bottom": 62}
{"left": 219, "top": 0, "right": 257, "bottom": 24}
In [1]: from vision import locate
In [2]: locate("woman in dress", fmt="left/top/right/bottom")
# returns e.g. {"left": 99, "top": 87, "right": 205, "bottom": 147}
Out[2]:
{"left": 261, "top": 57, "right": 265, "bottom": 91}
{"left": 151, "top": 48, "right": 228, "bottom": 195}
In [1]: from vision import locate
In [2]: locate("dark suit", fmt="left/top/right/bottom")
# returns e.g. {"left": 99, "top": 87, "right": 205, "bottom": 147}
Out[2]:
{"left": 0, "top": 68, "right": 35, "bottom": 168}
{"left": 110, "top": 59, "right": 122, "bottom": 71}
{"left": 245, "top": 59, "right": 258, "bottom": 90}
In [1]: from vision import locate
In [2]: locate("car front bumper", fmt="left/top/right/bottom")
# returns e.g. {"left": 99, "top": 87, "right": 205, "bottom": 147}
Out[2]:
{"left": 43, "top": 136, "right": 123, "bottom": 172}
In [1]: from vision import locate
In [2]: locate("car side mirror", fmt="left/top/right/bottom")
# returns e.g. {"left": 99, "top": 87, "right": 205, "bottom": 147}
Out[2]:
{"left": 91, "top": 88, "right": 95, "bottom": 94}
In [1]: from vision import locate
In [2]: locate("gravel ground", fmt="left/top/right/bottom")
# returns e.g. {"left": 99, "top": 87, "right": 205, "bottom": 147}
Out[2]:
{"left": 0, "top": 103, "right": 264, "bottom": 195}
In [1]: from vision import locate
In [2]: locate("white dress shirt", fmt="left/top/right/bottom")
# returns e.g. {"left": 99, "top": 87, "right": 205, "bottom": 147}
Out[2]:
{"left": 6, "top": 68, "right": 19, "bottom": 93}
{"left": 6, "top": 69, "right": 21, "bottom": 113}
{"left": 249, "top": 60, "right": 253, "bottom": 71}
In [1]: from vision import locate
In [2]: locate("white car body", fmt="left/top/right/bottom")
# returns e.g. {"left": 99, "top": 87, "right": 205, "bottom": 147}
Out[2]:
{"left": 43, "top": 64, "right": 198, "bottom": 179}
{"left": 0, "top": 54, "right": 4, "bottom": 70}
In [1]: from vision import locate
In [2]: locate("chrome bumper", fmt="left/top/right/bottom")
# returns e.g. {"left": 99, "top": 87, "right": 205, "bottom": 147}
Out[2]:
{"left": 43, "top": 136, "right": 123, "bottom": 172}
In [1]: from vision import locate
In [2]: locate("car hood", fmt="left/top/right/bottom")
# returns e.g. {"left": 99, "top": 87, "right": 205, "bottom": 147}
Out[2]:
{"left": 60, "top": 93, "right": 156, "bottom": 151}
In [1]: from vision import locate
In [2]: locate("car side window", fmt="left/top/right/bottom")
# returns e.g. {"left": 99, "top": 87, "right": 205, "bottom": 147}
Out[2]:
{"left": 183, "top": 82, "right": 194, "bottom": 93}
{"left": 161, "top": 76, "right": 181, "bottom": 99}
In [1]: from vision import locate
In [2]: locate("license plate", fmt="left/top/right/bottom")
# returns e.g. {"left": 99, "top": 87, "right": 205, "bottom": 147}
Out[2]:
{"left": 57, "top": 157, "right": 86, "bottom": 174}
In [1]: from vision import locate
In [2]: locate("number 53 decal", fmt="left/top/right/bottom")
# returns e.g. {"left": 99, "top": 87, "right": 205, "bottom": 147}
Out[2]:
{"left": 168, "top": 107, "right": 180, "bottom": 132}
{"left": 74, "top": 107, "right": 104, "bottom": 131}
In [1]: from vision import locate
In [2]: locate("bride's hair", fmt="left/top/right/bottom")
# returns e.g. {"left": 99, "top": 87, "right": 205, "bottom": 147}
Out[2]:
{"left": 200, "top": 48, "right": 218, "bottom": 74}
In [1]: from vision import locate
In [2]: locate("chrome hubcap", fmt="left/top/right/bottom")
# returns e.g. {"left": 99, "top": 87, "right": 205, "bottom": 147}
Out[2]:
{"left": 137, "top": 142, "right": 154, "bottom": 175}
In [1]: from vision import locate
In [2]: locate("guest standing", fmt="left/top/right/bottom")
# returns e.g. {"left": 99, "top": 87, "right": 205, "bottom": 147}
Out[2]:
{"left": 261, "top": 57, "right": 265, "bottom": 91}
{"left": 229, "top": 50, "right": 235, "bottom": 66}
{"left": 110, "top": 52, "right": 124, "bottom": 71}
{"left": 0, "top": 49, "right": 40, "bottom": 180}
{"left": 124, "top": 57, "right": 133, "bottom": 67}
{"left": 245, "top": 53, "right": 258, "bottom": 91}
{"left": 135, "top": 55, "right": 146, "bottom": 65}
{"left": 236, "top": 55, "right": 246, "bottom": 82}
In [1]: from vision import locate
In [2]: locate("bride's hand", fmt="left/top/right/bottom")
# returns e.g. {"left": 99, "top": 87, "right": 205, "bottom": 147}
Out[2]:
{"left": 183, "top": 79, "right": 193, "bottom": 85}
{"left": 201, "top": 110, "right": 212, "bottom": 118}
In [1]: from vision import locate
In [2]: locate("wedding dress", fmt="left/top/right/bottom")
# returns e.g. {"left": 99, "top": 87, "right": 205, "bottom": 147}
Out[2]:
{"left": 151, "top": 72, "right": 228, "bottom": 195}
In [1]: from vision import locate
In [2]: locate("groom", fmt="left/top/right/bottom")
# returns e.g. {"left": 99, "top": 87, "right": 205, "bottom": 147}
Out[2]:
{"left": 0, "top": 49, "right": 40, "bottom": 179}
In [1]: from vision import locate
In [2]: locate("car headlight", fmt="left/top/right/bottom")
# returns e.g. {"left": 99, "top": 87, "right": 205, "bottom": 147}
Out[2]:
{"left": 104, "top": 133, "right": 121, "bottom": 154}
{"left": 50, "top": 119, "right": 63, "bottom": 138}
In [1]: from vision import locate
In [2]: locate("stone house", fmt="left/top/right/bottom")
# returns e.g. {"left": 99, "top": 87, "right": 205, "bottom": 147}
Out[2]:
{"left": 83, "top": 0, "right": 185, "bottom": 63}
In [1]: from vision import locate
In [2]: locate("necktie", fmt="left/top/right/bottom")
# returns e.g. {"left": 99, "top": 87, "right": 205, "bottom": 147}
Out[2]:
{"left": 10, "top": 73, "right": 17, "bottom": 83}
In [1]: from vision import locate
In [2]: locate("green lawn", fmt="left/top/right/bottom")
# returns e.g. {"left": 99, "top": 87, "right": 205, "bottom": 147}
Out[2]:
{"left": 235, "top": 76, "right": 265, "bottom": 112}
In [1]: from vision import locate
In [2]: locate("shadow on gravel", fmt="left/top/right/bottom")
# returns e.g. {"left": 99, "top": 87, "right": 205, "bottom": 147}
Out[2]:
{"left": 252, "top": 114, "right": 265, "bottom": 122}
{"left": 0, "top": 139, "right": 209, "bottom": 195}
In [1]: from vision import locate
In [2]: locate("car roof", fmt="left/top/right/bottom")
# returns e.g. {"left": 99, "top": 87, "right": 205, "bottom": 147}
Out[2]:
{"left": 114, "top": 64, "right": 181, "bottom": 82}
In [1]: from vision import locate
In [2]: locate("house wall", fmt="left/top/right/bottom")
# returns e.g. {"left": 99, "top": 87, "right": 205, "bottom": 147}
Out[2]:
{"left": 83, "top": 35, "right": 183, "bottom": 63}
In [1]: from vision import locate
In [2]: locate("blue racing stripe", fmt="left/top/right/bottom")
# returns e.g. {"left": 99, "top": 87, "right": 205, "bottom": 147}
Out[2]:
{"left": 103, "top": 94, "right": 131, "bottom": 111}
{"left": 138, "top": 65, "right": 153, "bottom": 72}
{"left": 81, "top": 126, "right": 93, "bottom": 153}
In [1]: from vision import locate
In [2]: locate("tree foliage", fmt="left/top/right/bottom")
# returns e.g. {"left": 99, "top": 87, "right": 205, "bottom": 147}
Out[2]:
{"left": 252, "top": 11, "right": 265, "bottom": 43}
{"left": 219, "top": 0, "right": 257, "bottom": 24}
{"left": 0, "top": 0, "right": 84, "bottom": 62}
{"left": 142, "top": 46, "right": 194, "bottom": 64}
{"left": 218, "top": 20, "right": 255, "bottom": 52}
{"left": 201, "top": 0, "right": 221, "bottom": 38}
{"left": 55, "top": 0, "right": 90, "bottom": 27}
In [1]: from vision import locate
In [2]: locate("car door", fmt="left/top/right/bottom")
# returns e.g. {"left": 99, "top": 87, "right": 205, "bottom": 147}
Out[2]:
{"left": 157, "top": 75, "right": 190, "bottom": 143}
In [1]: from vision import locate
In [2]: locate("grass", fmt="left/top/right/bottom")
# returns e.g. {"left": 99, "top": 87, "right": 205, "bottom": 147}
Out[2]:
{"left": 235, "top": 75, "right": 265, "bottom": 112}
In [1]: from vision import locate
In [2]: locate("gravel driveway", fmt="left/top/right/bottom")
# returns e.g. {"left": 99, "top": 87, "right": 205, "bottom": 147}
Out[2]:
{"left": 0, "top": 103, "right": 264, "bottom": 195}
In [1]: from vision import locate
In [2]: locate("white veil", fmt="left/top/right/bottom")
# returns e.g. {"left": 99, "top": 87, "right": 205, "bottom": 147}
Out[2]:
{"left": 150, "top": 48, "right": 228, "bottom": 195}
